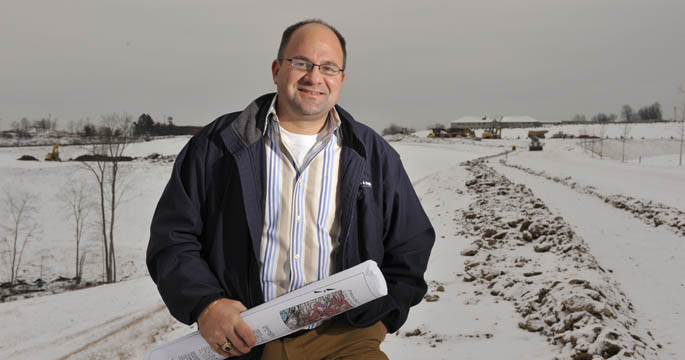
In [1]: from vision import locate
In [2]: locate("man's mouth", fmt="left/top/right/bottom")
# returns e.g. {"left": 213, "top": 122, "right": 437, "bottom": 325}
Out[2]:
{"left": 299, "top": 88, "right": 325, "bottom": 96}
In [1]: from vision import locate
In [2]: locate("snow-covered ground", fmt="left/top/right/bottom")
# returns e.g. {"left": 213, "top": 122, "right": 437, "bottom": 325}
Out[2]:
{"left": 498, "top": 122, "right": 682, "bottom": 141}
{"left": 0, "top": 126, "right": 683, "bottom": 359}
{"left": 0, "top": 137, "right": 191, "bottom": 284}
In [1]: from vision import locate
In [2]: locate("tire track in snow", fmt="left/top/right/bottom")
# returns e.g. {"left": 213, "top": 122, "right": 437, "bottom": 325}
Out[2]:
{"left": 499, "top": 159, "right": 685, "bottom": 237}
{"left": 59, "top": 304, "right": 171, "bottom": 359}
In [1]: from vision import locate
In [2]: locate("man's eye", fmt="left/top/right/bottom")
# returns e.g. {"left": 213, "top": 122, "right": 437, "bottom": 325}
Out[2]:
{"left": 321, "top": 65, "right": 337, "bottom": 73}
{"left": 292, "top": 60, "right": 309, "bottom": 68}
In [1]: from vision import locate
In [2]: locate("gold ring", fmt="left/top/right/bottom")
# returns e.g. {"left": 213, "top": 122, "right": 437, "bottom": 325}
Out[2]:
{"left": 222, "top": 339, "right": 233, "bottom": 352}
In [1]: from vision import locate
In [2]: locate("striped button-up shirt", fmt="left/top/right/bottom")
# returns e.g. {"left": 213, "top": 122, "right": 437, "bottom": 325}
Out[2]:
{"left": 259, "top": 96, "right": 343, "bottom": 308}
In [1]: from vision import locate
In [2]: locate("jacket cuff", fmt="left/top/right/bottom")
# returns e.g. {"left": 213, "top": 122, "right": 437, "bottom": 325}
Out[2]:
{"left": 191, "top": 293, "right": 226, "bottom": 324}
{"left": 381, "top": 319, "right": 392, "bottom": 334}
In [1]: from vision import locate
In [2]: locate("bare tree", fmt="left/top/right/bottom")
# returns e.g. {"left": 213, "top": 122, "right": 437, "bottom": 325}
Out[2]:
{"left": 678, "top": 111, "right": 685, "bottom": 167}
{"left": 60, "top": 179, "right": 91, "bottom": 282}
{"left": 572, "top": 114, "right": 587, "bottom": 122}
{"left": 598, "top": 124, "right": 608, "bottom": 159}
{"left": 678, "top": 107, "right": 685, "bottom": 167}
{"left": 677, "top": 86, "right": 685, "bottom": 166}
{"left": 81, "top": 113, "right": 132, "bottom": 283}
{"left": 621, "top": 122, "right": 631, "bottom": 163}
{"left": 621, "top": 105, "right": 634, "bottom": 122}
{"left": 0, "top": 189, "right": 39, "bottom": 285}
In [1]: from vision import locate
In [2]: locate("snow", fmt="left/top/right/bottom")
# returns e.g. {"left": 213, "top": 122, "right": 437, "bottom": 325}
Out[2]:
{"left": 498, "top": 122, "right": 681, "bottom": 140}
{"left": 0, "top": 127, "right": 683, "bottom": 359}
{"left": 503, "top": 139, "right": 685, "bottom": 212}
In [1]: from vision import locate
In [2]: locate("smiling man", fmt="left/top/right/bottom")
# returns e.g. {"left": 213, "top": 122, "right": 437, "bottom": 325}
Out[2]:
{"left": 147, "top": 19, "right": 435, "bottom": 359}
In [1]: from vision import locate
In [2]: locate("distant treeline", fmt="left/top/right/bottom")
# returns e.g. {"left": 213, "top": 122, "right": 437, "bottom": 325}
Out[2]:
{"left": 4, "top": 113, "right": 202, "bottom": 138}
{"left": 132, "top": 113, "right": 201, "bottom": 137}
{"left": 571, "top": 101, "right": 664, "bottom": 124}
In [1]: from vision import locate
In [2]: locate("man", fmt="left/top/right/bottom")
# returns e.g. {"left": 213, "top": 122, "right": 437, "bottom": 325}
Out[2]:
{"left": 147, "top": 19, "right": 434, "bottom": 359}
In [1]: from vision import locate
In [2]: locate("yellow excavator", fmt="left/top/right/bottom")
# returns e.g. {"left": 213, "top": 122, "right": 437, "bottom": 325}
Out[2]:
{"left": 482, "top": 127, "right": 501, "bottom": 139}
{"left": 45, "top": 142, "right": 61, "bottom": 161}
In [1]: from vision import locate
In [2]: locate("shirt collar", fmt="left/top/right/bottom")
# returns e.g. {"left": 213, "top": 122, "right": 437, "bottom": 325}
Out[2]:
{"left": 263, "top": 94, "right": 342, "bottom": 138}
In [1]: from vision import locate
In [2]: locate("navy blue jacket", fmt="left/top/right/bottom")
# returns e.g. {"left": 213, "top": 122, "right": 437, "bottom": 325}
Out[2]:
{"left": 147, "top": 94, "right": 434, "bottom": 357}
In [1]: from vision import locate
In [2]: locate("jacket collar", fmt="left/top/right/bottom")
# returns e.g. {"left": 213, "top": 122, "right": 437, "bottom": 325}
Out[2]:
{"left": 220, "top": 93, "right": 366, "bottom": 160}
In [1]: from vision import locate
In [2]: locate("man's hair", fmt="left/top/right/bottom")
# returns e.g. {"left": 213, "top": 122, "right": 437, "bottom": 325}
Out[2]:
{"left": 277, "top": 19, "right": 347, "bottom": 70}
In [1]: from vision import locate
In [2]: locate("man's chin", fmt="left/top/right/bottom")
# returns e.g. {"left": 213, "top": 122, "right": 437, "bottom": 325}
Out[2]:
{"left": 295, "top": 104, "right": 330, "bottom": 118}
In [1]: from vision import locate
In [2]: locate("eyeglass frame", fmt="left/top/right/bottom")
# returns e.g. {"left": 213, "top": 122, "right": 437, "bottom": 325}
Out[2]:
{"left": 278, "top": 58, "right": 345, "bottom": 76}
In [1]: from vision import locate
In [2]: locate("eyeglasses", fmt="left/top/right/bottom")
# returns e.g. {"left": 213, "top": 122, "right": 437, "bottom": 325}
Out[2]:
{"left": 279, "top": 58, "right": 344, "bottom": 76}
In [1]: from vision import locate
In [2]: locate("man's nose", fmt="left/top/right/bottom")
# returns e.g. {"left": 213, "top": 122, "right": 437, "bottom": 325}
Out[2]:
{"left": 302, "top": 65, "right": 324, "bottom": 83}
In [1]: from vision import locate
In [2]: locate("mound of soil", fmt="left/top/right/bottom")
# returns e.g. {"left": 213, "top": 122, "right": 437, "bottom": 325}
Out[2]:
{"left": 17, "top": 155, "right": 39, "bottom": 161}
{"left": 73, "top": 154, "right": 134, "bottom": 162}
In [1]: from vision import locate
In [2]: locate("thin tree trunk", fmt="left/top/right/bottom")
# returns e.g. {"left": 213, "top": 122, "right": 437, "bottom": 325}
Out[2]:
{"left": 98, "top": 173, "right": 110, "bottom": 282}
{"left": 679, "top": 122, "right": 685, "bottom": 166}
{"left": 109, "top": 159, "right": 118, "bottom": 282}
{"left": 11, "top": 218, "right": 18, "bottom": 285}
{"left": 75, "top": 220, "right": 79, "bottom": 278}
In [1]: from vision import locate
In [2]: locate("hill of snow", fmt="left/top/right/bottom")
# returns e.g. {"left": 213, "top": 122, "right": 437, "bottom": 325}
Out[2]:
{"left": 0, "top": 123, "right": 683, "bottom": 359}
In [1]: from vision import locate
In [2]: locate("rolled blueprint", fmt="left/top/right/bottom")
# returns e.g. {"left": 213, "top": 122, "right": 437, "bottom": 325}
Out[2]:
{"left": 145, "top": 260, "right": 388, "bottom": 360}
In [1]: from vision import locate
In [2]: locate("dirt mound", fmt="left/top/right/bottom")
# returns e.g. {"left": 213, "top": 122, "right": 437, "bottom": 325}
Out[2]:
{"left": 73, "top": 155, "right": 134, "bottom": 162}
{"left": 17, "top": 155, "right": 39, "bottom": 161}
{"left": 144, "top": 153, "right": 176, "bottom": 163}
{"left": 458, "top": 159, "right": 661, "bottom": 359}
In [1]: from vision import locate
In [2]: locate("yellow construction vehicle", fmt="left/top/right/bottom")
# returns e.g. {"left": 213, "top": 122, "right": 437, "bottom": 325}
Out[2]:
{"left": 527, "top": 130, "right": 548, "bottom": 139}
{"left": 45, "top": 142, "right": 61, "bottom": 161}
{"left": 482, "top": 127, "right": 501, "bottom": 139}
{"left": 551, "top": 131, "right": 574, "bottom": 139}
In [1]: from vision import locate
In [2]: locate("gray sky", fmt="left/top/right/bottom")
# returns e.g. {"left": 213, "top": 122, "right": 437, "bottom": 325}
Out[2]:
{"left": 2, "top": 0, "right": 685, "bottom": 132}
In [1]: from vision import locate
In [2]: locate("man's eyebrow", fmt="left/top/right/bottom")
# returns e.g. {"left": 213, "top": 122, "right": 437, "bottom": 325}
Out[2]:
{"left": 320, "top": 60, "right": 340, "bottom": 66}
{"left": 292, "top": 55, "right": 340, "bottom": 67}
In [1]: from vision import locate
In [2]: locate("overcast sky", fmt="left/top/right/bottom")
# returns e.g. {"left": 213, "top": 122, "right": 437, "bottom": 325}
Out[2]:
{"left": 2, "top": 0, "right": 685, "bottom": 132}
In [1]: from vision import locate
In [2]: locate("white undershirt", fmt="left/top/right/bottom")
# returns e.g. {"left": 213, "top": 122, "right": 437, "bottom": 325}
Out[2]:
{"left": 278, "top": 125, "right": 323, "bottom": 168}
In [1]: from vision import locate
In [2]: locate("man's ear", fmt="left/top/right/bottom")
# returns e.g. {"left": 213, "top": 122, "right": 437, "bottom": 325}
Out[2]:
{"left": 271, "top": 59, "right": 280, "bottom": 85}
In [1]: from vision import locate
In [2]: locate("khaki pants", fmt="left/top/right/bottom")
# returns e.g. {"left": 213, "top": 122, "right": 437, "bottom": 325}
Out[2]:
{"left": 261, "top": 319, "right": 389, "bottom": 360}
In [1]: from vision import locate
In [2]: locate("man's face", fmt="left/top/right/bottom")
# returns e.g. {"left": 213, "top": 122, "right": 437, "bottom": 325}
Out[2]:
{"left": 272, "top": 24, "right": 345, "bottom": 123}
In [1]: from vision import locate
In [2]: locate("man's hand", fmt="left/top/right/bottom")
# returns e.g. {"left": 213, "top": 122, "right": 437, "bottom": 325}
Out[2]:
{"left": 197, "top": 298, "right": 256, "bottom": 358}
{"left": 379, "top": 321, "right": 387, "bottom": 334}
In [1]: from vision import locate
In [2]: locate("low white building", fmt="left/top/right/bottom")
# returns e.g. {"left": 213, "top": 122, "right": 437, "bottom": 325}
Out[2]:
{"left": 450, "top": 116, "right": 497, "bottom": 129}
{"left": 450, "top": 115, "right": 541, "bottom": 129}
{"left": 498, "top": 116, "right": 541, "bottom": 128}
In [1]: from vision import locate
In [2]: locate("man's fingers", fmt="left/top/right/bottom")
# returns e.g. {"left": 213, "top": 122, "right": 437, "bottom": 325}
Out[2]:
{"left": 197, "top": 299, "right": 254, "bottom": 357}
{"left": 234, "top": 301, "right": 248, "bottom": 312}
{"left": 227, "top": 330, "right": 251, "bottom": 354}
{"left": 213, "top": 342, "right": 232, "bottom": 358}
{"left": 235, "top": 320, "right": 257, "bottom": 347}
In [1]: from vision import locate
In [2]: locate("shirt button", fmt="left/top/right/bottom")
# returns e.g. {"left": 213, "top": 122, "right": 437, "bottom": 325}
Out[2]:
{"left": 294, "top": 254, "right": 300, "bottom": 261}
{"left": 297, "top": 178, "right": 303, "bottom": 185}
{"left": 296, "top": 215, "right": 301, "bottom": 222}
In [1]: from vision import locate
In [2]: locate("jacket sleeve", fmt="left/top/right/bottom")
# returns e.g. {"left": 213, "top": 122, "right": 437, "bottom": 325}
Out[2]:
{"left": 379, "top": 156, "right": 435, "bottom": 332}
{"left": 146, "top": 136, "right": 228, "bottom": 325}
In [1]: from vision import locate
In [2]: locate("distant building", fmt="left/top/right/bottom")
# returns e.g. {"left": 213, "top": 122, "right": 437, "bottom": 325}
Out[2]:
{"left": 450, "top": 115, "right": 541, "bottom": 129}
{"left": 498, "top": 116, "right": 541, "bottom": 128}
{"left": 450, "top": 116, "right": 497, "bottom": 130}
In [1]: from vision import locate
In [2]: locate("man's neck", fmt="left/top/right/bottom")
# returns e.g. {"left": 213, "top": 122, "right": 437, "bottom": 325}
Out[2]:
{"left": 278, "top": 116, "right": 328, "bottom": 135}
{"left": 275, "top": 102, "right": 329, "bottom": 135}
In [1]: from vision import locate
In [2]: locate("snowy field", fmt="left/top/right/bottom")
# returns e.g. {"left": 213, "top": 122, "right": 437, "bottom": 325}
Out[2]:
{"left": 0, "top": 123, "right": 683, "bottom": 359}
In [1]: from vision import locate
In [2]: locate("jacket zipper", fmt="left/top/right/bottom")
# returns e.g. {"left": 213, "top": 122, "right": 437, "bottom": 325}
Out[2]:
{"left": 339, "top": 161, "right": 363, "bottom": 271}
{"left": 247, "top": 255, "right": 255, "bottom": 308}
